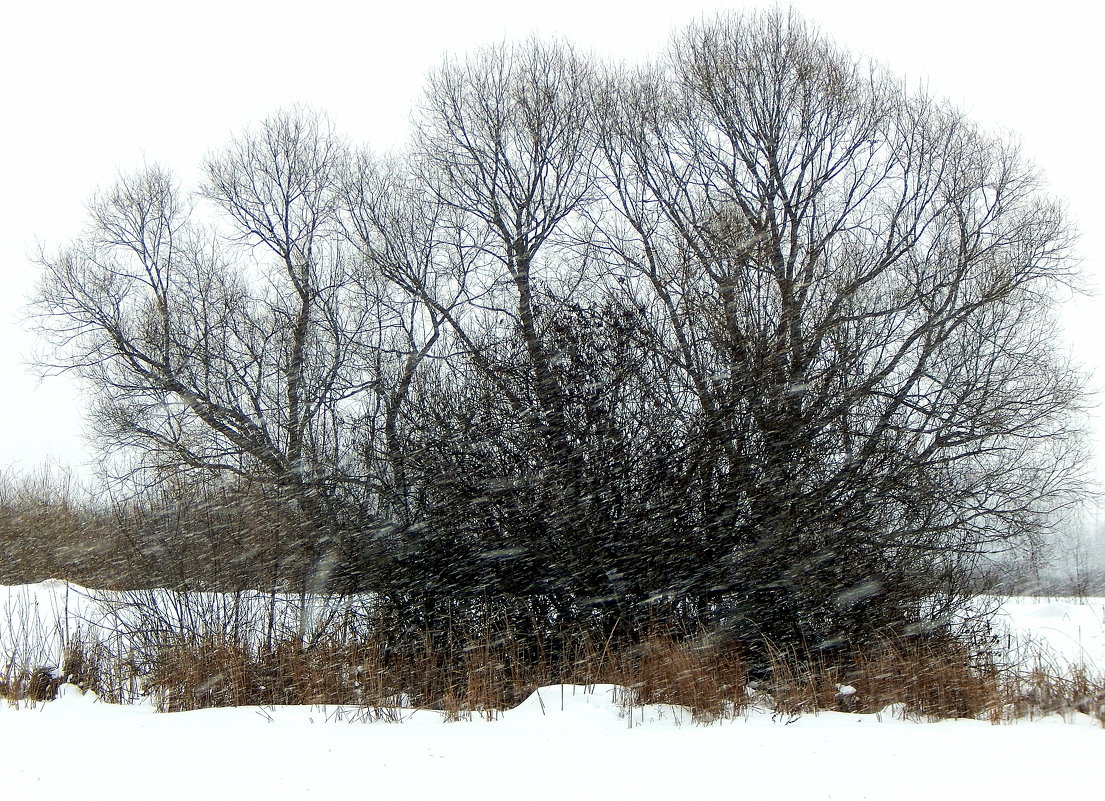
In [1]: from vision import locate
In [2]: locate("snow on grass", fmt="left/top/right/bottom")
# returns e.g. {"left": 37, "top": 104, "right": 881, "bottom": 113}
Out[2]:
{"left": 2, "top": 681, "right": 1102, "bottom": 799}
{"left": 3, "top": 582, "right": 1105, "bottom": 798}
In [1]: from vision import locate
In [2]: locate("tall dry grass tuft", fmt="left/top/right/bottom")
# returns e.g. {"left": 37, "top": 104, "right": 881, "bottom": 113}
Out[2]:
{"left": 130, "top": 616, "right": 753, "bottom": 719}
{"left": 1003, "top": 654, "right": 1105, "bottom": 725}
{"left": 148, "top": 637, "right": 395, "bottom": 712}
{"left": 849, "top": 634, "right": 1003, "bottom": 719}
{"left": 605, "top": 633, "right": 747, "bottom": 721}
{"left": 763, "top": 631, "right": 1007, "bottom": 720}
{"left": 1, "top": 628, "right": 117, "bottom": 704}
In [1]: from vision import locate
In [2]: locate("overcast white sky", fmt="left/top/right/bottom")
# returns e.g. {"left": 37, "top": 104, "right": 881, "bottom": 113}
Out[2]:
{"left": 2, "top": 0, "right": 1103, "bottom": 483}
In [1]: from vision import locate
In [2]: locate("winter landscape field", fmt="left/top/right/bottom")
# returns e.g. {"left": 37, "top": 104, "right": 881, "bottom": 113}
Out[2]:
{"left": 5, "top": 3, "right": 1105, "bottom": 797}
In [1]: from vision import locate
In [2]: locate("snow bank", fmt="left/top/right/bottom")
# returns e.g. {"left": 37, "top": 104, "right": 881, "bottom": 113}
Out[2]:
{"left": 1, "top": 678, "right": 1102, "bottom": 800}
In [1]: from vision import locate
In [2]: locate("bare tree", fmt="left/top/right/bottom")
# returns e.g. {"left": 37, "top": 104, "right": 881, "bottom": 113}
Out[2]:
{"left": 30, "top": 13, "right": 1088, "bottom": 654}
{"left": 589, "top": 9, "right": 1087, "bottom": 645}
{"left": 32, "top": 110, "right": 389, "bottom": 592}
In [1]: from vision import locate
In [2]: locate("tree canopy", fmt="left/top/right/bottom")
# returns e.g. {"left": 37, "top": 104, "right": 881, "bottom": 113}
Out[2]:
{"left": 32, "top": 9, "right": 1087, "bottom": 653}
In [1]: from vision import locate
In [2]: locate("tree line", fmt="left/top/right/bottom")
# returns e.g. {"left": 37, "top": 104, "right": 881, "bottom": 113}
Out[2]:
{"left": 30, "top": 10, "right": 1087, "bottom": 654}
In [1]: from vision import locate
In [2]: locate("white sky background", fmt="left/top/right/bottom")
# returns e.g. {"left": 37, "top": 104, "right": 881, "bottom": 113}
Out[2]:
{"left": 1, "top": 0, "right": 1103, "bottom": 485}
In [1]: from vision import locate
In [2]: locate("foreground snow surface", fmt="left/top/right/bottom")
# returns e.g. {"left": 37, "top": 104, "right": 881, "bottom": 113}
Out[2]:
{"left": 2, "top": 584, "right": 1104, "bottom": 798}
{"left": 2, "top": 683, "right": 1102, "bottom": 800}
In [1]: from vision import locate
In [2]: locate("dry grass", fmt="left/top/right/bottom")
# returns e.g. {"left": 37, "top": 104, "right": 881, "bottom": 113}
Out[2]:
{"left": 137, "top": 626, "right": 749, "bottom": 720}
{"left": 150, "top": 638, "right": 379, "bottom": 711}
{"left": 1003, "top": 655, "right": 1105, "bottom": 724}
{"left": 3, "top": 593, "right": 1104, "bottom": 726}
{"left": 605, "top": 633, "right": 748, "bottom": 721}
{"left": 764, "top": 634, "right": 1004, "bottom": 720}
{"left": 1, "top": 630, "right": 117, "bottom": 704}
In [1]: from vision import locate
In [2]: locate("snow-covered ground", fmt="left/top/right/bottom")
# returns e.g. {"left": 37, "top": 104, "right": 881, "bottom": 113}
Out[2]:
{"left": 2, "top": 682, "right": 1102, "bottom": 799}
{"left": 2, "top": 583, "right": 1103, "bottom": 799}
{"left": 992, "top": 595, "right": 1105, "bottom": 670}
